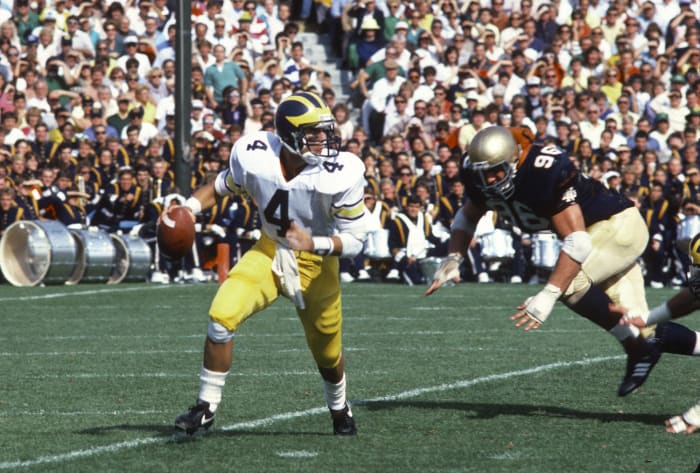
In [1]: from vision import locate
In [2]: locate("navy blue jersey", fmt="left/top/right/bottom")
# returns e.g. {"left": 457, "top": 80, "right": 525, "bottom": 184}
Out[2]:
{"left": 461, "top": 144, "right": 633, "bottom": 233}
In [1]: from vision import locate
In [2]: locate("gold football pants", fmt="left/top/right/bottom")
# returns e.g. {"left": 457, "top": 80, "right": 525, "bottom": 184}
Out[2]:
{"left": 209, "top": 234, "right": 343, "bottom": 368}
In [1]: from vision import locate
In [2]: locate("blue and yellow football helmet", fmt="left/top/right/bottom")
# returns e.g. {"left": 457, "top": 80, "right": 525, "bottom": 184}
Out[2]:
{"left": 688, "top": 233, "right": 700, "bottom": 296}
{"left": 275, "top": 91, "right": 340, "bottom": 166}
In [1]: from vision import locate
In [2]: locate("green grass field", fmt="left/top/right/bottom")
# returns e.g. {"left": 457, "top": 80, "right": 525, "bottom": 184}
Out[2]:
{"left": 1, "top": 282, "right": 699, "bottom": 473}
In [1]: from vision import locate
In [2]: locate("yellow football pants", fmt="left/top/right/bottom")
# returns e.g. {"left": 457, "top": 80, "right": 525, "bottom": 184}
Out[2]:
{"left": 209, "top": 234, "right": 343, "bottom": 369}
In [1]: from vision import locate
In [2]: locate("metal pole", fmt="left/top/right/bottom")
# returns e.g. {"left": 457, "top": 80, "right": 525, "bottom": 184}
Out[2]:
{"left": 174, "top": 1, "right": 192, "bottom": 196}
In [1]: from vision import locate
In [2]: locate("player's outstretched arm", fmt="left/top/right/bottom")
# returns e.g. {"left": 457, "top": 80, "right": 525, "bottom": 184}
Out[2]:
{"left": 425, "top": 201, "right": 484, "bottom": 296}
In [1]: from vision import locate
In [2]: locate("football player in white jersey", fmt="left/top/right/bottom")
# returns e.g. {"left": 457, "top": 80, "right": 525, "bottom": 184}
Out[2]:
{"left": 617, "top": 234, "right": 700, "bottom": 434}
{"left": 174, "top": 91, "right": 368, "bottom": 436}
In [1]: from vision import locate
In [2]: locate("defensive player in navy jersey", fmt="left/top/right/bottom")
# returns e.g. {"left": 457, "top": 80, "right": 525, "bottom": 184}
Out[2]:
{"left": 426, "top": 126, "right": 661, "bottom": 396}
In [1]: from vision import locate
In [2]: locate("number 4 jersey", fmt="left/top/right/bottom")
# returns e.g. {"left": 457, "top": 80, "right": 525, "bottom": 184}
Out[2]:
{"left": 461, "top": 143, "right": 633, "bottom": 233}
{"left": 214, "top": 131, "right": 368, "bottom": 245}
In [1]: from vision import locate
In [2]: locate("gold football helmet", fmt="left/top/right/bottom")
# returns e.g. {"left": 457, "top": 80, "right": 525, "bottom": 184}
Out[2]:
{"left": 688, "top": 233, "right": 700, "bottom": 296}
{"left": 465, "top": 126, "right": 519, "bottom": 199}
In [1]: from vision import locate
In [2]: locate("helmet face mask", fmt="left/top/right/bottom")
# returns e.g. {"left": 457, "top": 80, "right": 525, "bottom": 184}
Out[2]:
{"left": 275, "top": 92, "right": 341, "bottom": 166}
{"left": 464, "top": 126, "right": 518, "bottom": 199}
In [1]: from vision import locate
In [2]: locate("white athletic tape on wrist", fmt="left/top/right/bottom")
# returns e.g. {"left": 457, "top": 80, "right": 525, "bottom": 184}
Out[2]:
{"left": 185, "top": 196, "right": 202, "bottom": 215}
{"left": 561, "top": 231, "right": 592, "bottom": 263}
{"left": 525, "top": 284, "right": 562, "bottom": 324}
{"left": 312, "top": 236, "right": 334, "bottom": 255}
{"left": 432, "top": 253, "right": 464, "bottom": 284}
{"left": 684, "top": 404, "right": 700, "bottom": 427}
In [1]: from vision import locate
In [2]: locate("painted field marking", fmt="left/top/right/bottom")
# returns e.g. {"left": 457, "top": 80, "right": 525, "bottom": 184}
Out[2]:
{"left": 0, "top": 355, "right": 622, "bottom": 470}
{"left": 0, "top": 285, "right": 177, "bottom": 302}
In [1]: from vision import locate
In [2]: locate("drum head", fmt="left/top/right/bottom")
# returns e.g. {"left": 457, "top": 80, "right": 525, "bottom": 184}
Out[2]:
{"left": 0, "top": 220, "right": 77, "bottom": 286}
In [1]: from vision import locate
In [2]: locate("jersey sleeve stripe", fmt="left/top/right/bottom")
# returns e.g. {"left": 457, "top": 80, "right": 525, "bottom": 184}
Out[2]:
{"left": 224, "top": 172, "right": 240, "bottom": 193}
{"left": 331, "top": 196, "right": 363, "bottom": 210}
{"left": 335, "top": 210, "right": 366, "bottom": 221}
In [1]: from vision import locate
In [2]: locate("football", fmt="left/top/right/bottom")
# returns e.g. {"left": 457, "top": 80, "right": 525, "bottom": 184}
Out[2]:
{"left": 157, "top": 206, "right": 195, "bottom": 259}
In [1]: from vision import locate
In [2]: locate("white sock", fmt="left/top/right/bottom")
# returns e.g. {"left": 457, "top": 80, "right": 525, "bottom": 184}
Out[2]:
{"left": 693, "top": 333, "right": 700, "bottom": 355}
{"left": 609, "top": 323, "right": 640, "bottom": 342}
{"left": 198, "top": 366, "right": 228, "bottom": 412}
{"left": 323, "top": 374, "right": 347, "bottom": 411}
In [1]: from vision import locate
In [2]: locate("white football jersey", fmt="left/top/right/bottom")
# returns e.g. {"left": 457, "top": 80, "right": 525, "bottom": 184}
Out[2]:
{"left": 214, "top": 131, "right": 368, "bottom": 245}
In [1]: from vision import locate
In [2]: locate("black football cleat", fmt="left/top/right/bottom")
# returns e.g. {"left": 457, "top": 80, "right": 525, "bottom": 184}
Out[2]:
{"left": 330, "top": 402, "right": 357, "bottom": 436}
{"left": 618, "top": 338, "right": 662, "bottom": 397}
{"left": 175, "top": 401, "right": 215, "bottom": 435}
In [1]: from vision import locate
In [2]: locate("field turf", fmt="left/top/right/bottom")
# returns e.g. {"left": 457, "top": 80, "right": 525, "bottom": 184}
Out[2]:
{"left": 0, "top": 282, "right": 699, "bottom": 472}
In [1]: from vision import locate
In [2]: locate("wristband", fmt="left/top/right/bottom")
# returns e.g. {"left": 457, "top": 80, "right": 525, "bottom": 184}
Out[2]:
{"left": 185, "top": 196, "right": 202, "bottom": 215}
{"left": 312, "top": 236, "right": 334, "bottom": 256}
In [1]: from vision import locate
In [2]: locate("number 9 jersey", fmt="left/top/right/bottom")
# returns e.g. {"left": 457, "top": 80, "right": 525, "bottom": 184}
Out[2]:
{"left": 214, "top": 131, "right": 368, "bottom": 246}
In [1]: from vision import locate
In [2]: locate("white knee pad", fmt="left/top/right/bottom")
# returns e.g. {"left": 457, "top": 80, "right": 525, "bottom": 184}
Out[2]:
{"left": 207, "top": 321, "right": 235, "bottom": 343}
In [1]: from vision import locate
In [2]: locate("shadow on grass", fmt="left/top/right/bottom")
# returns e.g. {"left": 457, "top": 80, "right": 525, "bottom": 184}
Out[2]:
{"left": 79, "top": 424, "right": 331, "bottom": 440}
{"left": 356, "top": 400, "right": 668, "bottom": 427}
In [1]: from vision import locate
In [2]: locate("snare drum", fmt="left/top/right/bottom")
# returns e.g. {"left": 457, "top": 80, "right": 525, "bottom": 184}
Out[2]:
{"left": 108, "top": 234, "right": 152, "bottom": 284}
{"left": 0, "top": 220, "right": 77, "bottom": 286}
{"left": 479, "top": 229, "right": 514, "bottom": 261}
{"left": 67, "top": 228, "right": 116, "bottom": 284}
{"left": 365, "top": 229, "right": 391, "bottom": 259}
{"left": 532, "top": 231, "right": 561, "bottom": 269}
{"left": 418, "top": 256, "right": 443, "bottom": 283}
{"left": 677, "top": 215, "right": 700, "bottom": 253}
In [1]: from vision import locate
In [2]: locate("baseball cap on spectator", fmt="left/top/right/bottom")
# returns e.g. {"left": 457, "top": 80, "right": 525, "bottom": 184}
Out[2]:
{"left": 396, "top": 21, "right": 408, "bottom": 30}
{"left": 238, "top": 11, "right": 252, "bottom": 23}
{"left": 466, "top": 91, "right": 479, "bottom": 101}
{"left": 90, "top": 108, "right": 103, "bottom": 118}
{"left": 687, "top": 109, "right": 700, "bottom": 119}
{"left": 26, "top": 34, "right": 38, "bottom": 45}
{"left": 492, "top": 84, "right": 506, "bottom": 97}
{"left": 192, "top": 99, "right": 204, "bottom": 109}
{"left": 671, "top": 74, "right": 685, "bottom": 84}
{"left": 197, "top": 131, "right": 215, "bottom": 142}
{"left": 264, "top": 59, "right": 278, "bottom": 70}
{"left": 384, "top": 59, "right": 399, "bottom": 70}
{"left": 648, "top": 40, "right": 659, "bottom": 48}
{"left": 680, "top": 0, "right": 691, "bottom": 5}
{"left": 43, "top": 10, "right": 58, "bottom": 22}
{"left": 642, "top": 0, "right": 654, "bottom": 8}
{"left": 618, "top": 144, "right": 631, "bottom": 152}
{"left": 656, "top": 113, "right": 669, "bottom": 124}
{"left": 360, "top": 17, "right": 380, "bottom": 30}
{"left": 604, "top": 170, "right": 620, "bottom": 181}
{"left": 526, "top": 76, "right": 541, "bottom": 87}
{"left": 129, "top": 107, "right": 144, "bottom": 118}
{"left": 61, "top": 35, "right": 72, "bottom": 46}
{"left": 124, "top": 35, "right": 138, "bottom": 45}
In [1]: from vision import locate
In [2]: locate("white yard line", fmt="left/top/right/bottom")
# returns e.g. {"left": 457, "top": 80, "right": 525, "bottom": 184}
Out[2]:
{"left": 0, "top": 285, "right": 176, "bottom": 302}
{"left": 0, "top": 355, "right": 622, "bottom": 470}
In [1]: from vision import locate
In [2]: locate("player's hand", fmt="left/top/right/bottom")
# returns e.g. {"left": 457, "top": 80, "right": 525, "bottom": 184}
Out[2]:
{"left": 511, "top": 284, "right": 561, "bottom": 331}
{"left": 511, "top": 302, "right": 541, "bottom": 331}
{"left": 610, "top": 303, "right": 648, "bottom": 328}
{"left": 285, "top": 221, "right": 313, "bottom": 252}
{"left": 160, "top": 203, "right": 195, "bottom": 224}
{"left": 425, "top": 253, "right": 463, "bottom": 296}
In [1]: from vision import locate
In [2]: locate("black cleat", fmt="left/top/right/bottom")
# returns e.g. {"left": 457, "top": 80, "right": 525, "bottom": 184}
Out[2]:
{"left": 618, "top": 339, "right": 662, "bottom": 397}
{"left": 175, "top": 401, "right": 215, "bottom": 434}
{"left": 330, "top": 402, "right": 357, "bottom": 436}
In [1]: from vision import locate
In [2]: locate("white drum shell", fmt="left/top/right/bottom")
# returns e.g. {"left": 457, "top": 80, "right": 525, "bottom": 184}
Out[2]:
{"left": 108, "top": 234, "right": 152, "bottom": 284}
{"left": 0, "top": 220, "right": 77, "bottom": 286}
{"left": 677, "top": 216, "right": 700, "bottom": 253}
{"left": 418, "top": 256, "right": 443, "bottom": 282}
{"left": 532, "top": 231, "right": 561, "bottom": 269}
{"left": 67, "top": 228, "right": 117, "bottom": 284}
{"left": 365, "top": 229, "right": 391, "bottom": 259}
{"left": 479, "top": 230, "right": 515, "bottom": 261}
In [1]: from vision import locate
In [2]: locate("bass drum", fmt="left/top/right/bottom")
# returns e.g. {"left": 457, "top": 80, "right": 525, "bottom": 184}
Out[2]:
{"left": 108, "top": 234, "right": 152, "bottom": 284}
{"left": 532, "top": 231, "right": 561, "bottom": 269}
{"left": 67, "top": 228, "right": 116, "bottom": 284}
{"left": 418, "top": 256, "right": 443, "bottom": 283}
{"left": 677, "top": 215, "right": 700, "bottom": 253}
{"left": 0, "top": 220, "right": 77, "bottom": 286}
{"left": 479, "top": 229, "right": 514, "bottom": 261}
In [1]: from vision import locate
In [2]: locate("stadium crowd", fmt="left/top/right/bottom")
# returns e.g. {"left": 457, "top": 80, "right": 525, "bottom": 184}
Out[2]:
{"left": 0, "top": 0, "right": 700, "bottom": 287}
